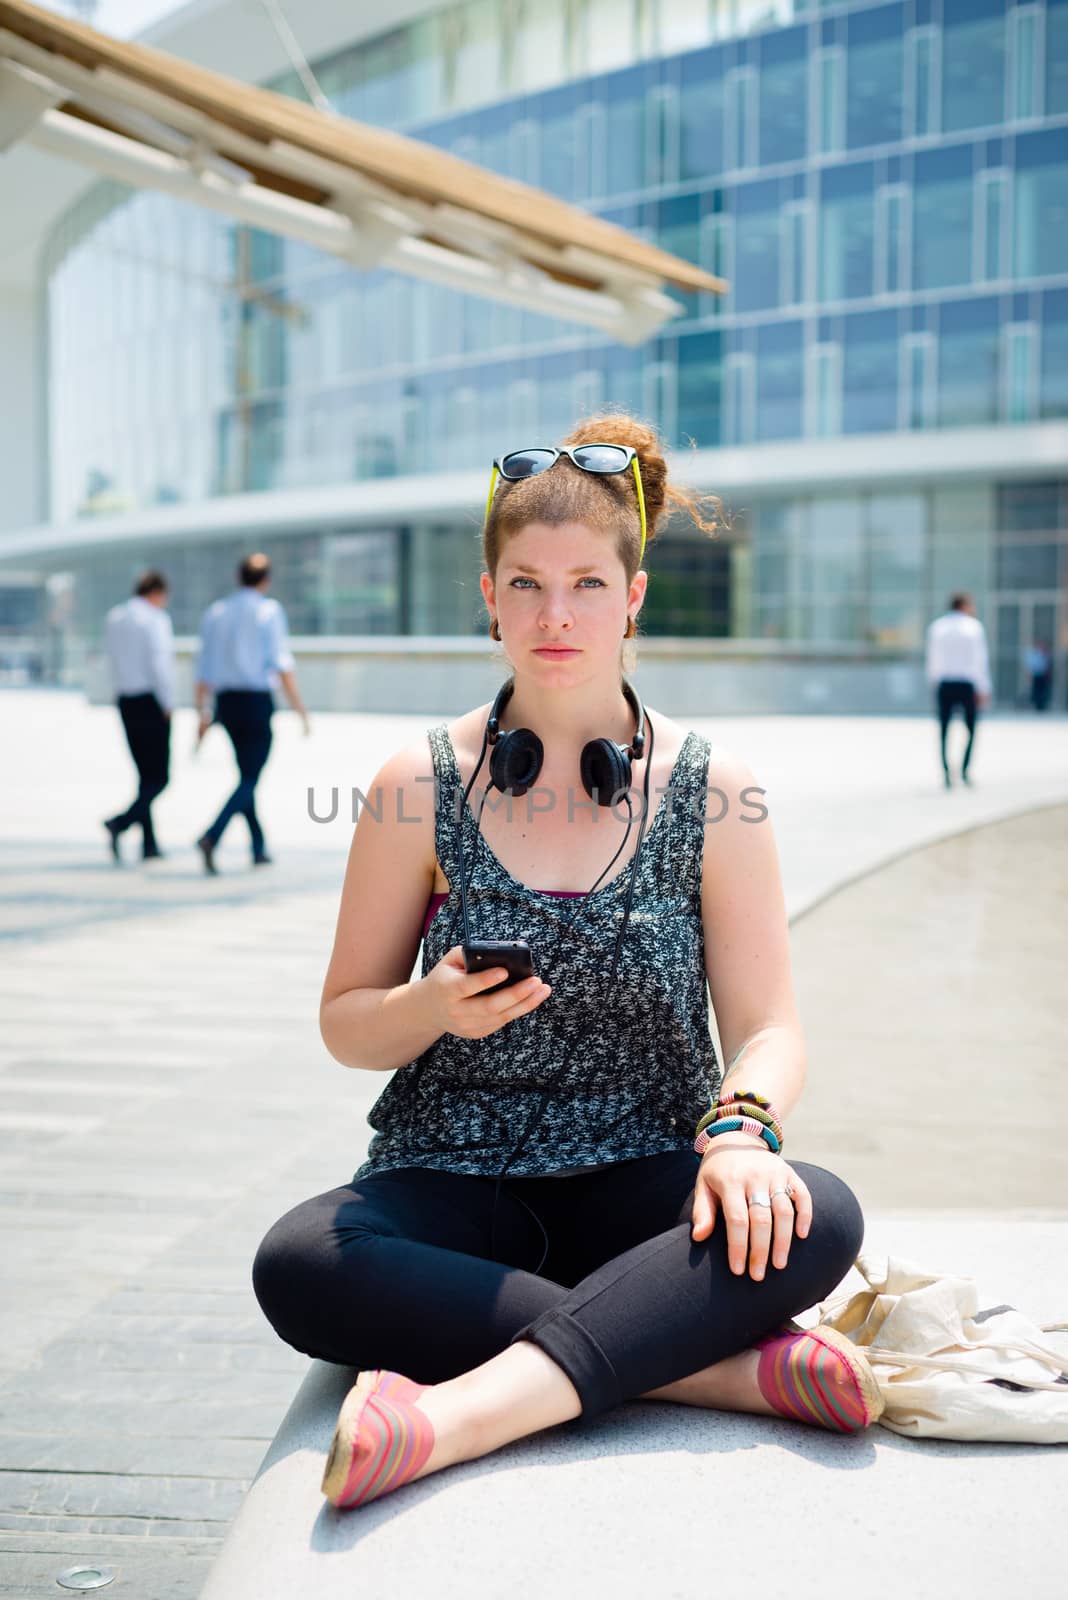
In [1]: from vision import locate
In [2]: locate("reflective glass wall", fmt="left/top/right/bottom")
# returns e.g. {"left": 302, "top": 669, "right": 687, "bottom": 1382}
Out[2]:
{"left": 37, "top": 0, "right": 1068, "bottom": 671}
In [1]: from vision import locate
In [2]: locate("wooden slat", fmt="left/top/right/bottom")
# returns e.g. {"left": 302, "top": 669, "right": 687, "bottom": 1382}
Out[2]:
{"left": 0, "top": 0, "right": 724, "bottom": 296}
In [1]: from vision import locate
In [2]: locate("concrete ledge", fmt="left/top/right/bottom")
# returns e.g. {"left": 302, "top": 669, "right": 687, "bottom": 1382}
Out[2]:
{"left": 201, "top": 1216, "right": 1068, "bottom": 1600}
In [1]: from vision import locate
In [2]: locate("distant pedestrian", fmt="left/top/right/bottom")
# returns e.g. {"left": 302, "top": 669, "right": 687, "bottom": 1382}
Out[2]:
{"left": 925, "top": 592, "right": 991, "bottom": 789}
{"left": 103, "top": 569, "right": 175, "bottom": 862}
{"left": 193, "top": 553, "right": 310, "bottom": 874}
{"left": 1025, "top": 640, "right": 1053, "bottom": 712}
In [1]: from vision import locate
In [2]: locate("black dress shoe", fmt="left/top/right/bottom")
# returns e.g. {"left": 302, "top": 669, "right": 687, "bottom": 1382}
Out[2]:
{"left": 142, "top": 847, "right": 166, "bottom": 861}
{"left": 252, "top": 853, "right": 274, "bottom": 867}
{"left": 196, "top": 834, "right": 219, "bottom": 876}
{"left": 103, "top": 820, "right": 122, "bottom": 862}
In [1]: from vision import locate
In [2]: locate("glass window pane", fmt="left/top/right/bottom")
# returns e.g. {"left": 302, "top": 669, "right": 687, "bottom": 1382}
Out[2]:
{"left": 817, "top": 50, "right": 842, "bottom": 153}
{"left": 879, "top": 186, "right": 906, "bottom": 294}
{"left": 943, "top": 0, "right": 1007, "bottom": 134}
{"left": 1040, "top": 289, "right": 1068, "bottom": 419}
{"left": 997, "top": 481, "right": 1061, "bottom": 531}
{"left": 870, "top": 495, "right": 925, "bottom": 645}
{"left": 1005, "top": 326, "right": 1035, "bottom": 421}
{"left": 659, "top": 0, "right": 715, "bottom": 53}
{"left": 819, "top": 162, "right": 874, "bottom": 302}
{"left": 758, "top": 27, "right": 807, "bottom": 167}
{"left": 727, "top": 69, "right": 755, "bottom": 170}
{"left": 680, "top": 49, "right": 726, "bottom": 180}
{"left": 981, "top": 172, "right": 1007, "bottom": 280}
{"left": 513, "top": 0, "right": 568, "bottom": 93}
{"left": 447, "top": 0, "right": 501, "bottom": 111}
{"left": 579, "top": 0, "right": 637, "bottom": 73}
{"left": 843, "top": 311, "right": 899, "bottom": 434}
{"left": 677, "top": 331, "right": 723, "bottom": 449}
{"left": 909, "top": 28, "right": 937, "bottom": 137}
{"left": 914, "top": 146, "right": 974, "bottom": 289}
{"left": 846, "top": 4, "right": 905, "bottom": 149}
{"left": 1014, "top": 130, "right": 1068, "bottom": 279}
{"left": 802, "top": 495, "right": 864, "bottom": 640}
{"left": 604, "top": 67, "right": 647, "bottom": 195}
{"left": 733, "top": 180, "right": 782, "bottom": 311}
{"left": 756, "top": 321, "right": 803, "bottom": 442}
{"left": 1048, "top": 0, "right": 1068, "bottom": 114}
{"left": 1011, "top": 7, "right": 1038, "bottom": 119}
{"left": 937, "top": 296, "right": 1001, "bottom": 426}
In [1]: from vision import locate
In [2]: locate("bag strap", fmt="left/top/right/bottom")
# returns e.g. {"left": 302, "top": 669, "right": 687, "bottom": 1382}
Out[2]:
{"left": 870, "top": 1339, "right": 1068, "bottom": 1393}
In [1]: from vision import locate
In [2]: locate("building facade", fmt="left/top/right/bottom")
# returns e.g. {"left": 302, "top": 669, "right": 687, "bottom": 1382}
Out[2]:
{"left": 2, "top": 0, "right": 1067, "bottom": 708}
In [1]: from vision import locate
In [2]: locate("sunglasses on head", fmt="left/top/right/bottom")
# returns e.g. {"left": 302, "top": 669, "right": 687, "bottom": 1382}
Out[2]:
{"left": 484, "top": 443, "right": 647, "bottom": 563}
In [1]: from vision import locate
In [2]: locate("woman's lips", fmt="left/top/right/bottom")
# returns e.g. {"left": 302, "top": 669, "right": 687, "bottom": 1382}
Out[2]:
{"left": 533, "top": 646, "right": 580, "bottom": 655}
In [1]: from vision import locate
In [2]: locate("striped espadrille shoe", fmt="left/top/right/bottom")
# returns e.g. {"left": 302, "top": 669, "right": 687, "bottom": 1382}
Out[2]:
{"left": 321, "top": 1369, "right": 436, "bottom": 1509}
{"left": 754, "top": 1323, "right": 885, "bottom": 1433}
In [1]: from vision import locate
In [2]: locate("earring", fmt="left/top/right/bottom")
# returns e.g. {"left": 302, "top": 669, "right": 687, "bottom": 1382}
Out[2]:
{"left": 489, "top": 617, "right": 501, "bottom": 641}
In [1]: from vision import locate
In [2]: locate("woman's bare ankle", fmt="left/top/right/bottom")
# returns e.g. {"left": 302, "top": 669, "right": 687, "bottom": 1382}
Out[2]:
{"left": 641, "top": 1348, "right": 776, "bottom": 1415}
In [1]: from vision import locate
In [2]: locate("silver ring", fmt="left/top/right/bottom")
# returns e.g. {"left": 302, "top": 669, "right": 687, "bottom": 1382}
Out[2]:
{"left": 747, "top": 1192, "right": 773, "bottom": 1208}
{"left": 770, "top": 1186, "right": 796, "bottom": 1202}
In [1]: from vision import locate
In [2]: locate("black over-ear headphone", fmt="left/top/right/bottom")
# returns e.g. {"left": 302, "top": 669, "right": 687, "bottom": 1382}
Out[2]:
{"left": 486, "top": 677, "right": 646, "bottom": 805}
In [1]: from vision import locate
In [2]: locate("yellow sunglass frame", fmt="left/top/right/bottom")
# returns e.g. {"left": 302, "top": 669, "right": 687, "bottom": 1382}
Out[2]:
{"left": 483, "top": 444, "right": 648, "bottom": 564}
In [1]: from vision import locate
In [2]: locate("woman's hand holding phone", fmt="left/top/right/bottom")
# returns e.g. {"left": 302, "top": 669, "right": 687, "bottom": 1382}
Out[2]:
{"left": 425, "top": 946, "right": 551, "bottom": 1040}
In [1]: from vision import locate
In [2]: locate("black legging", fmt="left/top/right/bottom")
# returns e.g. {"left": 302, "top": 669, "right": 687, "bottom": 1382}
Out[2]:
{"left": 252, "top": 1151, "right": 864, "bottom": 1418}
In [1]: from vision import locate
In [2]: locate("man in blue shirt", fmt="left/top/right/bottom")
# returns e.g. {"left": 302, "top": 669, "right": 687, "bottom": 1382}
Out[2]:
{"left": 103, "top": 569, "right": 175, "bottom": 862}
{"left": 193, "top": 553, "right": 310, "bottom": 873}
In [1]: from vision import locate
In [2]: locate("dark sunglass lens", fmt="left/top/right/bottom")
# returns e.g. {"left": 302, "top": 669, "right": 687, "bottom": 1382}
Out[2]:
{"left": 500, "top": 449, "right": 557, "bottom": 479}
{"left": 572, "top": 445, "right": 629, "bottom": 473}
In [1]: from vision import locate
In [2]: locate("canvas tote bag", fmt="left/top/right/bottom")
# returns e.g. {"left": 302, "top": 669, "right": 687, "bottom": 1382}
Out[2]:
{"left": 815, "top": 1252, "right": 1068, "bottom": 1442}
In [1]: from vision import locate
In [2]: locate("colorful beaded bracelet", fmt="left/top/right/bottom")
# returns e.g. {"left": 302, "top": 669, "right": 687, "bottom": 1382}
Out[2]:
{"left": 694, "top": 1115, "right": 782, "bottom": 1156}
{"left": 697, "top": 1101, "right": 784, "bottom": 1147}
{"left": 717, "top": 1088, "right": 775, "bottom": 1111}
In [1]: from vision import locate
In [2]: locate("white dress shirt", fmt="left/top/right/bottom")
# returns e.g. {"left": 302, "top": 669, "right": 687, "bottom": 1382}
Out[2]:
{"left": 195, "top": 588, "right": 295, "bottom": 692}
{"left": 106, "top": 596, "right": 175, "bottom": 711}
{"left": 925, "top": 611, "right": 992, "bottom": 697}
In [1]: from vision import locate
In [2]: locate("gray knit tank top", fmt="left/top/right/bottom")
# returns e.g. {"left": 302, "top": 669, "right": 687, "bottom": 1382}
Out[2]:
{"left": 351, "top": 722, "right": 722, "bottom": 1182}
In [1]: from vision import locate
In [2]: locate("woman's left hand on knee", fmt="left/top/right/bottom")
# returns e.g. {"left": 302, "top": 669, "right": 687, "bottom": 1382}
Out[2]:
{"left": 690, "top": 1142, "right": 812, "bottom": 1281}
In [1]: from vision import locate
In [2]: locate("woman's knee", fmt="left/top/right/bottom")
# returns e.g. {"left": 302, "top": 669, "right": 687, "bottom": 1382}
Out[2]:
{"left": 790, "top": 1161, "right": 865, "bottom": 1281}
{"left": 251, "top": 1190, "right": 376, "bottom": 1353}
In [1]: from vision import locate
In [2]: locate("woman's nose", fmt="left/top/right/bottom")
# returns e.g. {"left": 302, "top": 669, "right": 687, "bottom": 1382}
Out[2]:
{"left": 538, "top": 592, "right": 574, "bottom": 628}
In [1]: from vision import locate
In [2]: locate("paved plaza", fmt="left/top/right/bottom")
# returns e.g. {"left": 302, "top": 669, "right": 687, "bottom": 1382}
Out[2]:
{"left": 1, "top": 688, "right": 1066, "bottom": 1598}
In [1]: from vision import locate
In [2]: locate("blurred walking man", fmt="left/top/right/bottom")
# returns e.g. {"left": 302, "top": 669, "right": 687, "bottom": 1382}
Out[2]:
{"left": 103, "top": 569, "right": 174, "bottom": 862}
{"left": 194, "top": 553, "right": 310, "bottom": 874}
{"left": 925, "top": 592, "right": 992, "bottom": 789}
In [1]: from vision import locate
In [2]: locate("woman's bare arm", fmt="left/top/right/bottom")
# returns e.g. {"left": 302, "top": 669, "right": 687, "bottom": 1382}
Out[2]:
{"left": 319, "top": 741, "right": 444, "bottom": 1071}
{"left": 699, "top": 748, "right": 808, "bottom": 1122}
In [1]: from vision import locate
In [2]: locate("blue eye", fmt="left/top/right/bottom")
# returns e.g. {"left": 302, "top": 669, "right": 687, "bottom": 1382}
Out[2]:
{"left": 508, "top": 577, "right": 604, "bottom": 588}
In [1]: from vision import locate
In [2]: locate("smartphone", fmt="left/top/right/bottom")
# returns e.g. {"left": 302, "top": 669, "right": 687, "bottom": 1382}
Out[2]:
{"left": 463, "top": 938, "right": 535, "bottom": 993}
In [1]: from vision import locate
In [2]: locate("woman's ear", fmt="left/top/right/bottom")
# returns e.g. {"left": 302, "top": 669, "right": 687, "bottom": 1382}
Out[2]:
{"left": 480, "top": 571, "right": 495, "bottom": 613}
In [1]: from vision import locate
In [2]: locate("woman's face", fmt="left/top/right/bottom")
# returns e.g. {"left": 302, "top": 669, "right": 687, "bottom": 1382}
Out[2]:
{"left": 481, "top": 520, "right": 646, "bottom": 675}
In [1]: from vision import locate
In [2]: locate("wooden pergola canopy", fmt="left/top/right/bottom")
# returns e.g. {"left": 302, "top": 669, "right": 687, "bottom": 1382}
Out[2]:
{"left": 0, "top": 0, "right": 726, "bottom": 343}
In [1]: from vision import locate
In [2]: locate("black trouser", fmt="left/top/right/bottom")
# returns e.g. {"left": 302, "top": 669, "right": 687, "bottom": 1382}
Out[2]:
{"left": 107, "top": 692, "right": 170, "bottom": 854}
{"left": 936, "top": 678, "right": 978, "bottom": 778}
{"left": 252, "top": 1152, "right": 864, "bottom": 1419}
{"left": 204, "top": 689, "right": 273, "bottom": 858}
{"left": 1030, "top": 672, "right": 1052, "bottom": 712}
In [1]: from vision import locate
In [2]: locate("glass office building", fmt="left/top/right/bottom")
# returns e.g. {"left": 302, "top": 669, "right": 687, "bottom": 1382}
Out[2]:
{"left": 17, "top": 0, "right": 1068, "bottom": 704}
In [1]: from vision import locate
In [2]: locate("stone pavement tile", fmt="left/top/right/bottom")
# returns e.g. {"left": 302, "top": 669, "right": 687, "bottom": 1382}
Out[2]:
{"left": 3, "top": 1369, "right": 302, "bottom": 1407}
{"left": 0, "top": 1513, "right": 229, "bottom": 1540}
{"left": 33, "top": 1338, "right": 305, "bottom": 1375}
{"left": 0, "top": 1470, "right": 247, "bottom": 1522}
{"left": 0, "top": 1433, "right": 268, "bottom": 1477}
{"left": 0, "top": 1546, "right": 216, "bottom": 1600}
{"left": 0, "top": 1398, "right": 284, "bottom": 1437}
